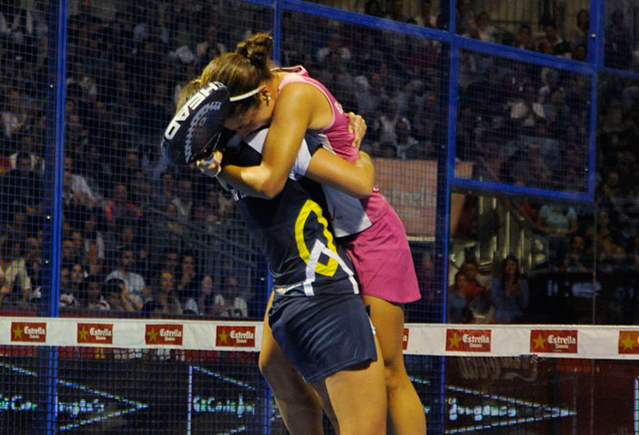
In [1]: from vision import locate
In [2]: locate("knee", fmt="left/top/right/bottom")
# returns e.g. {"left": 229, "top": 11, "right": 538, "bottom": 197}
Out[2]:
{"left": 383, "top": 359, "right": 409, "bottom": 393}
{"left": 258, "top": 351, "right": 276, "bottom": 379}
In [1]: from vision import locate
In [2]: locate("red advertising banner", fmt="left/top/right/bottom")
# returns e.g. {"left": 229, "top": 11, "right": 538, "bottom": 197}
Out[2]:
{"left": 11, "top": 322, "right": 47, "bottom": 343}
{"left": 618, "top": 331, "right": 639, "bottom": 355}
{"left": 372, "top": 159, "right": 473, "bottom": 238}
{"left": 446, "top": 329, "right": 492, "bottom": 352}
{"left": 145, "top": 324, "right": 183, "bottom": 345}
{"left": 530, "top": 330, "right": 578, "bottom": 354}
{"left": 216, "top": 325, "right": 256, "bottom": 348}
{"left": 77, "top": 323, "right": 114, "bottom": 344}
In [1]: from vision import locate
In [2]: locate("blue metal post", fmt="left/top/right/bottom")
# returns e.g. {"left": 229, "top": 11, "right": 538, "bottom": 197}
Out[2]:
{"left": 37, "top": 0, "right": 68, "bottom": 433}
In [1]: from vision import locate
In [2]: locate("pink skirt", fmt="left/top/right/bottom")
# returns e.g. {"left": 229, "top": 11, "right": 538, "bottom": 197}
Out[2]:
{"left": 341, "top": 203, "right": 421, "bottom": 304}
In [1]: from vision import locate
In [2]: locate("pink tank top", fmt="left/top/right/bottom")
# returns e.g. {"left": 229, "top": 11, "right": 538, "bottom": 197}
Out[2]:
{"left": 277, "top": 66, "right": 389, "bottom": 229}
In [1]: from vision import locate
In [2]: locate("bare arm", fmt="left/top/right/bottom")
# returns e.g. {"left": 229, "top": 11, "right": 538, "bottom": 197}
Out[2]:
{"left": 199, "top": 146, "right": 374, "bottom": 200}
{"left": 305, "top": 149, "right": 374, "bottom": 198}
{"left": 222, "top": 83, "right": 332, "bottom": 199}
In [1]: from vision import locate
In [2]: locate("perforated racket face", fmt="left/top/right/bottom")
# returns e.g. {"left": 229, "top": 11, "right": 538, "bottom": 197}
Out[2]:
{"left": 161, "top": 81, "right": 231, "bottom": 166}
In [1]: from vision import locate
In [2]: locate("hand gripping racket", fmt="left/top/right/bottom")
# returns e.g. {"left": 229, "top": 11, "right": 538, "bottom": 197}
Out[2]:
{"left": 160, "top": 81, "right": 260, "bottom": 166}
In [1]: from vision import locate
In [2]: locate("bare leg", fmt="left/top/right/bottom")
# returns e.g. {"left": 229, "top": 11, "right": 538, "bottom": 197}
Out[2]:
{"left": 312, "top": 336, "right": 387, "bottom": 435}
{"left": 258, "top": 292, "right": 325, "bottom": 435}
{"left": 363, "top": 295, "right": 426, "bottom": 435}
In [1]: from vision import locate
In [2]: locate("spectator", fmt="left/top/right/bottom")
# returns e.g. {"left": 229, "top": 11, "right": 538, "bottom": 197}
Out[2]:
{"left": 80, "top": 210, "right": 106, "bottom": 266}
{"left": 59, "top": 263, "right": 79, "bottom": 308}
{"left": 448, "top": 271, "right": 469, "bottom": 323}
{"left": 413, "top": 0, "right": 434, "bottom": 28}
{"left": 364, "top": 0, "right": 384, "bottom": 18}
{"left": 103, "top": 278, "right": 135, "bottom": 312}
{"left": 385, "top": 0, "right": 410, "bottom": 23}
{"left": 176, "top": 252, "right": 198, "bottom": 307}
{"left": 462, "top": 258, "right": 489, "bottom": 296}
{"left": 149, "top": 271, "right": 182, "bottom": 315}
{"left": 85, "top": 275, "right": 109, "bottom": 310}
{"left": 0, "top": 236, "right": 31, "bottom": 306}
{"left": 153, "top": 170, "right": 177, "bottom": 211}
{"left": 492, "top": 255, "right": 529, "bottom": 323}
{"left": 514, "top": 24, "right": 536, "bottom": 51}
{"left": 562, "top": 234, "right": 593, "bottom": 273}
{"left": 455, "top": 0, "right": 475, "bottom": 35}
{"left": 192, "top": 274, "right": 214, "bottom": 315}
{"left": 316, "top": 32, "right": 351, "bottom": 65}
{"left": 572, "top": 44, "right": 587, "bottom": 62}
{"left": 475, "top": 12, "right": 498, "bottom": 43}
{"left": 510, "top": 81, "right": 546, "bottom": 135}
{"left": 212, "top": 265, "right": 249, "bottom": 318}
{"left": 105, "top": 246, "right": 146, "bottom": 310}
{"left": 535, "top": 203, "right": 578, "bottom": 268}
{"left": 394, "top": 117, "right": 420, "bottom": 159}
{"left": 605, "top": 9, "right": 633, "bottom": 71}
{"left": 354, "top": 71, "right": 388, "bottom": 122}
{"left": 60, "top": 237, "right": 81, "bottom": 266}
{"left": 0, "top": 151, "right": 43, "bottom": 217}
{"left": 567, "top": 10, "right": 589, "bottom": 52}
{"left": 196, "top": 24, "right": 226, "bottom": 64}
{"left": 103, "top": 181, "right": 143, "bottom": 230}
{"left": 68, "top": 262, "right": 88, "bottom": 305}
{"left": 538, "top": 22, "right": 569, "bottom": 57}
{"left": 172, "top": 176, "right": 194, "bottom": 223}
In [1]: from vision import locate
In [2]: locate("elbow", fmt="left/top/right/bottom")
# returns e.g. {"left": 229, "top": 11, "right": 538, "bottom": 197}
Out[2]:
{"left": 351, "top": 178, "right": 375, "bottom": 198}
{"left": 256, "top": 179, "right": 285, "bottom": 200}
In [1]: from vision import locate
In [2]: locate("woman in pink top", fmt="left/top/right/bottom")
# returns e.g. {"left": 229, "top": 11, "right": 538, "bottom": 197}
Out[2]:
{"left": 199, "top": 32, "right": 425, "bottom": 435}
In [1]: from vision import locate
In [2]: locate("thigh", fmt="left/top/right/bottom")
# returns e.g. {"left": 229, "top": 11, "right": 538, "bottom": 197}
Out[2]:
{"left": 259, "top": 292, "right": 307, "bottom": 389}
{"left": 363, "top": 295, "right": 406, "bottom": 371}
{"left": 312, "top": 336, "right": 387, "bottom": 435}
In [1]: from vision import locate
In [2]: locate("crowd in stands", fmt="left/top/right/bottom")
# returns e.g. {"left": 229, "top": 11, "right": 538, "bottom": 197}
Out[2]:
{"left": 0, "top": 0, "right": 637, "bottom": 324}
{"left": 0, "top": 0, "right": 256, "bottom": 318}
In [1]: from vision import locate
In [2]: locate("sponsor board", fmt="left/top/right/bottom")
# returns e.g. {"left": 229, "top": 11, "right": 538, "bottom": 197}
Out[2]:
{"left": 446, "top": 329, "right": 491, "bottom": 352}
{"left": 216, "top": 325, "right": 256, "bottom": 348}
{"left": 145, "top": 324, "right": 183, "bottom": 345}
{"left": 530, "top": 330, "right": 578, "bottom": 354}
{"left": 77, "top": 323, "right": 114, "bottom": 345}
{"left": 11, "top": 322, "right": 47, "bottom": 343}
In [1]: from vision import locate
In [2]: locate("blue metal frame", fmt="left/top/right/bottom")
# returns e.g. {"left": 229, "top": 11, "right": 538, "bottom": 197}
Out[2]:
{"left": 34, "top": 0, "right": 639, "bottom": 433}
{"left": 39, "top": 0, "right": 68, "bottom": 431}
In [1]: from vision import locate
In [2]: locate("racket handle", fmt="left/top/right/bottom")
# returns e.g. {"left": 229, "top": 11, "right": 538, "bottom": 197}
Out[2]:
{"left": 199, "top": 156, "right": 222, "bottom": 178}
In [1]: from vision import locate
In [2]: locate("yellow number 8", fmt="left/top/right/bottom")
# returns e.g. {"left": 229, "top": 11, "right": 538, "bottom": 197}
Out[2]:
{"left": 294, "top": 200, "right": 338, "bottom": 277}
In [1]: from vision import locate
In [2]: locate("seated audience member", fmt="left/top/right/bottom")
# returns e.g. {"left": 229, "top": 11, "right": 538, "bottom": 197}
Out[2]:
{"left": 539, "top": 22, "right": 570, "bottom": 57}
{"left": 448, "top": 271, "right": 469, "bottom": 323}
{"left": 103, "top": 181, "right": 143, "bottom": 230}
{"left": 68, "top": 262, "right": 88, "bottom": 304}
{"left": 176, "top": 252, "right": 199, "bottom": 307}
{"left": 605, "top": 9, "right": 633, "bottom": 70}
{"left": 59, "top": 264, "right": 79, "bottom": 308}
{"left": 535, "top": 203, "right": 578, "bottom": 269}
{"left": 148, "top": 271, "right": 182, "bottom": 316}
{"left": 212, "top": 269, "right": 249, "bottom": 318}
{"left": 492, "top": 255, "right": 529, "bottom": 323}
{"left": 514, "top": 24, "right": 536, "bottom": 51}
{"left": 85, "top": 275, "right": 109, "bottom": 310}
{"left": 104, "top": 278, "right": 136, "bottom": 311}
{"left": 0, "top": 237, "right": 32, "bottom": 306}
{"left": 562, "top": 234, "right": 593, "bottom": 273}
{"left": 192, "top": 274, "right": 215, "bottom": 315}
{"left": 412, "top": 0, "right": 434, "bottom": 28}
{"left": 462, "top": 259, "right": 494, "bottom": 323}
{"left": 475, "top": 11, "right": 498, "bottom": 43}
{"left": 105, "top": 246, "right": 146, "bottom": 310}
{"left": 567, "top": 9, "right": 589, "bottom": 52}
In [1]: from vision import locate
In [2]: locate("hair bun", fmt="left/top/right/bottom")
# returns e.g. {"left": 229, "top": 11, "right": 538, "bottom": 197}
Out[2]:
{"left": 236, "top": 33, "right": 273, "bottom": 68}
